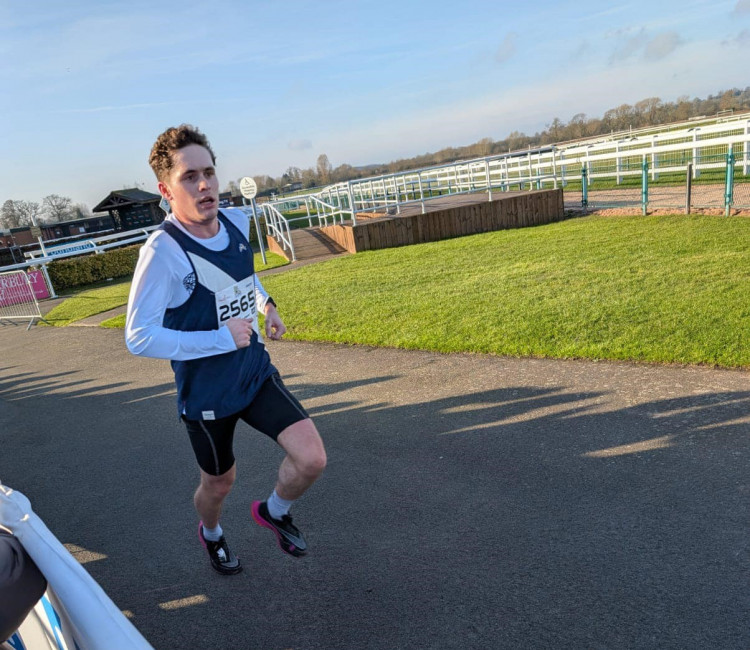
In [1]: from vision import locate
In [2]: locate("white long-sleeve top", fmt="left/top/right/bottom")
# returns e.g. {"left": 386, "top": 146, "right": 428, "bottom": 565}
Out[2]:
{"left": 125, "top": 208, "right": 272, "bottom": 361}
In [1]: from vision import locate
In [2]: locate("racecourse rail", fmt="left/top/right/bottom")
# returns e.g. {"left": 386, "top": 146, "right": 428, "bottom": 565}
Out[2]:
{"left": 3, "top": 112, "right": 750, "bottom": 270}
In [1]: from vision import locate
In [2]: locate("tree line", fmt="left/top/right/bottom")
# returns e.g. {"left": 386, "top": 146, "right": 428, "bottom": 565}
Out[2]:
{"left": 235, "top": 87, "right": 750, "bottom": 196}
{"left": 1, "top": 195, "right": 92, "bottom": 230}
{"left": 4, "top": 88, "right": 749, "bottom": 228}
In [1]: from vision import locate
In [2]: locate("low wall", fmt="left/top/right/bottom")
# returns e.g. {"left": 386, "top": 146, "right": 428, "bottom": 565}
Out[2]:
{"left": 320, "top": 189, "right": 564, "bottom": 253}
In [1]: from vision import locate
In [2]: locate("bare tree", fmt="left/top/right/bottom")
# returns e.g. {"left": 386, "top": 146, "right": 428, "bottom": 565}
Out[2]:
{"left": 1, "top": 200, "right": 22, "bottom": 229}
{"left": 282, "top": 167, "right": 302, "bottom": 186}
{"left": 42, "top": 194, "right": 74, "bottom": 223}
{"left": 71, "top": 203, "right": 92, "bottom": 219}
{"left": 301, "top": 167, "right": 318, "bottom": 188}
{"left": 1, "top": 200, "right": 40, "bottom": 228}
{"left": 568, "top": 113, "right": 588, "bottom": 139}
{"left": 16, "top": 201, "right": 42, "bottom": 226}
{"left": 472, "top": 137, "right": 494, "bottom": 157}
{"left": 547, "top": 118, "right": 565, "bottom": 142}
{"left": 719, "top": 89, "right": 738, "bottom": 111}
{"left": 635, "top": 97, "right": 663, "bottom": 125}
{"left": 316, "top": 154, "right": 332, "bottom": 185}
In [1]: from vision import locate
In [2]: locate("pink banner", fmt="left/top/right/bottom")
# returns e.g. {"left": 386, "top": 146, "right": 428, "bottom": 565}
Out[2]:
{"left": 28, "top": 270, "right": 50, "bottom": 300}
{"left": 0, "top": 270, "right": 49, "bottom": 307}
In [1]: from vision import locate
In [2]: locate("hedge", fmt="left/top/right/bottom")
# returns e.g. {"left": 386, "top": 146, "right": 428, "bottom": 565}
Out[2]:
{"left": 46, "top": 245, "right": 142, "bottom": 291}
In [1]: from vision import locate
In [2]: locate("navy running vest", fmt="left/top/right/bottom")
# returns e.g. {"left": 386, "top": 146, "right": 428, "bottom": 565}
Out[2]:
{"left": 161, "top": 212, "right": 275, "bottom": 420}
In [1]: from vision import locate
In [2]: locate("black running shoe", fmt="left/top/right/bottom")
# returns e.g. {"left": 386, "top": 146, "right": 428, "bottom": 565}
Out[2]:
{"left": 198, "top": 522, "right": 242, "bottom": 575}
{"left": 251, "top": 500, "right": 308, "bottom": 557}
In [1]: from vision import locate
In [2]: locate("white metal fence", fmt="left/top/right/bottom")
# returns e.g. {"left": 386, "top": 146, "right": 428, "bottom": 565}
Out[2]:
{"left": 4, "top": 113, "right": 750, "bottom": 282}
{"left": 0, "top": 270, "right": 50, "bottom": 329}
{"left": 263, "top": 113, "right": 750, "bottom": 226}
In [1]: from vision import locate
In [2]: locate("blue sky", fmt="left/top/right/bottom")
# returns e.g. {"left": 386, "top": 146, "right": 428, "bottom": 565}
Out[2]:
{"left": 1, "top": 0, "right": 749, "bottom": 210}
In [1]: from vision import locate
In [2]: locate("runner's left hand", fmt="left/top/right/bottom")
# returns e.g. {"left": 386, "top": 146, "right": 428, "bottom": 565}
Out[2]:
{"left": 264, "top": 305, "right": 286, "bottom": 340}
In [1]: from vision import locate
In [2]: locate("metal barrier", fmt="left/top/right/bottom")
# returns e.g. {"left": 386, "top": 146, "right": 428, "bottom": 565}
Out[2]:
{"left": 573, "top": 148, "right": 750, "bottom": 214}
{"left": 0, "top": 270, "right": 50, "bottom": 330}
{"left": 259, "top": 203, "right": 296, "bottom": 261}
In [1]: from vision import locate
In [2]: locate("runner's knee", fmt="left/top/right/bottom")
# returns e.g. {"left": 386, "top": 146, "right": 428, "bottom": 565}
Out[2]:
{"left": 201, "top": 471, "right": 234, "bottom": 499}
{"left": 297, "top": 448, "right": 326, "bottom": 480}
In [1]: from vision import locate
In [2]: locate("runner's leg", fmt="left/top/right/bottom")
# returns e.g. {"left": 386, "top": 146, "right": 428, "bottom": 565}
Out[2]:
{"left": 275, "top": 419, "right": 326, "bottom": 500}
{"left": 194, "top": 463, "right": 236, "bottom": 529}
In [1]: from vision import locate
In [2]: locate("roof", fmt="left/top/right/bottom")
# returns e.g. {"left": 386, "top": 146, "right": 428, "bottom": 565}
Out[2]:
{"left": 93, "top": 188, "right": 161, "bottom": 213}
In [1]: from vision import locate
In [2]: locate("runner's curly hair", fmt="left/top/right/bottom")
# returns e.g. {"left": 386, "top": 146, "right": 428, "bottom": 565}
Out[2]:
{"left": 149, "top": 124, "right": 216, "bottom": 181}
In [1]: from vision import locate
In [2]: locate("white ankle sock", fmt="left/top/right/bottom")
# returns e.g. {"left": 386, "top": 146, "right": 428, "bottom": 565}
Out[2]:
{"left": 202, "top": 523, "right": 223, "bottom": 541}
{"left": 267, "top": 490, "right": 294, "bottom": 520}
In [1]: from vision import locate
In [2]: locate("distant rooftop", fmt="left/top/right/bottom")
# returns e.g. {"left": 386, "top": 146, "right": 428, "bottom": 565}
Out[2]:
{"left": 93, "top": 188, "right": 161, "bottom": 213}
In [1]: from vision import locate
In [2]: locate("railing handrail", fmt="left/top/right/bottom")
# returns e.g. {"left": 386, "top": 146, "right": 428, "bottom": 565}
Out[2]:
{"left": 258, "top": 203, "right": 296, "bottom": 261}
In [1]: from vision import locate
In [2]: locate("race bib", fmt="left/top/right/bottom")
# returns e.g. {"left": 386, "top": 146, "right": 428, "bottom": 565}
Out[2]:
{"left": 214, "top": 275, "right": 262, "bottom": 341}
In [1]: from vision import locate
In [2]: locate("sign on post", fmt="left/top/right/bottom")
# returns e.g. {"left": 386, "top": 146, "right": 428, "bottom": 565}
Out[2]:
{"left": 239, "top": 177, "right": 265, "bottom": 264}
{"left": 240, "top": 177, "right": 258, "bottom": 200}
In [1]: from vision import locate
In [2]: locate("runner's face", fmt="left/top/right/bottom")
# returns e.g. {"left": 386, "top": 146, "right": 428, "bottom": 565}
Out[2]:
{"left": 158, "top": 144, "right": 219, "bottom": 225}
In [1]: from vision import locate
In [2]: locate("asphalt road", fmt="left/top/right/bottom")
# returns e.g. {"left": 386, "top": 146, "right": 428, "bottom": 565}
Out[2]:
{"left": 1, "top": 323, "right": 749, "bottom": 649}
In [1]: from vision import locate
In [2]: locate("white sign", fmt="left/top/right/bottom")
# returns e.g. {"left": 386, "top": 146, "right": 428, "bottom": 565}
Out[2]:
{"left": 45, "top": 240, "right": 97, "bottom": 257}
{"left": 239, "top": 176, "right": 258, "bottom": 200}
{"left": 159, "top": 196, "right": 170, "bottom": 215}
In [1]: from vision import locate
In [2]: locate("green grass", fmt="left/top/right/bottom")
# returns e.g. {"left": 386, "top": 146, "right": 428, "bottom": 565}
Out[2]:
{"left": 49, "top": 215, "right": 750, "bottom": 368}
{"left": 44, "top": 280, "right": 132, "bottom": 326}
{"left": 256, "top": 214, "right": 750, "bottom": 368}
{"left": 44, "top": 252, "right": 289, "bottom": 327}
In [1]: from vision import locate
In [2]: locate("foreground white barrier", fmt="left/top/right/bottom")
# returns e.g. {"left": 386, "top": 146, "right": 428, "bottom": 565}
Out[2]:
{"left": 0, "top": 271, "right": 49, "bottom": 330}
{"left": 0, "top": 484, "right": 152, "bottom": 650}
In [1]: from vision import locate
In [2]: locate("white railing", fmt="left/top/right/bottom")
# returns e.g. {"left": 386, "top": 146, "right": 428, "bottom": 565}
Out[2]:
{"left": 306, "top": 194, "right": 348, "bottom": 227}
{"left": 258, "top": 113, "right": 750, "bottom": 226}
{"left": 259, "top": 202, "right": 296, "bottom": 261}
{"left": 10, "top": 226, "right": 159, "bottom": 271}
{"left": 0, "top": 270, "right": 48, "bottom": 329}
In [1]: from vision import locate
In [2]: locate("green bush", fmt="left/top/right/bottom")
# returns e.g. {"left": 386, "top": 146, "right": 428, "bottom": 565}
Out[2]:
{"left": 46, "top": 245, "right": 142, "bottom": 291}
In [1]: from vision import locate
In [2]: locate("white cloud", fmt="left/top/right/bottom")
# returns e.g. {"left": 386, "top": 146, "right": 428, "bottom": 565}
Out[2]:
{"left": 495, "top": 32, "right": 518, "bottom": 64}
{"left": 609, "top": 28, "right": 682, "bottom": 64}
{"left": 644, "top": 31, "right": 683, "bottom": 59}
{"left": 288, "top": 139, "right": 313, "bottom": 151}
{"left": 609, "top": 27, "right": 647, "bottom": 63}
{"left": 722, "top": 28, "right": 750, "bottom": 47}
{"left": 733, "top": 0, "right": 750, "bottom": 14}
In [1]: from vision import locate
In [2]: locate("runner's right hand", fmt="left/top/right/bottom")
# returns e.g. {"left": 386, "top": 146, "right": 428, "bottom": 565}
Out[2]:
{"left": 226, "top": 318, "right": 254, "bottom": 348}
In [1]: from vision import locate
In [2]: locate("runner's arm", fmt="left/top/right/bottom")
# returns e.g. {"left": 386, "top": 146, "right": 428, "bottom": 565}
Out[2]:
{"left": 125, "top": 237, "right": 237, "bottom": 360}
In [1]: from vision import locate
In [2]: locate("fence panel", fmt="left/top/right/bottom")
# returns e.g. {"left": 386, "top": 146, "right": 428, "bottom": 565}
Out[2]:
{"left": 733, "top": 151, "right": 750, "bottom": 209}
{"left": 688, "top": 154, "right": 727, "bottom": 210}
{"left": 585, "top": 162, "right": 643, "bottom": 211}
{"left": 0, "top": 270, "right": 48, "bottom": 329}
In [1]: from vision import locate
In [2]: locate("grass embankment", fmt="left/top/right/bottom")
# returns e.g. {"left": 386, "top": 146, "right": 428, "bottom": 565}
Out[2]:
{"left": 45, "top": 215, "right": 750, "bottom": 367}
{"left": 43, "top": 252, "right": 289, "bottom": 327}
{"left": 258, "top": 214, "right": 749, "bottom": 367}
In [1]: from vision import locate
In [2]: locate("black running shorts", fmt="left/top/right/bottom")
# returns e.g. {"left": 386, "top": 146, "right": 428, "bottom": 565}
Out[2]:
{"left": 182, "top": 372, "right": 309, "bottom": 476}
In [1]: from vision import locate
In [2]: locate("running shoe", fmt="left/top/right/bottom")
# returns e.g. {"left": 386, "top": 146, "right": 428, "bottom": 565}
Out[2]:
{"left": 198, "top": 522, "right": 242, "bottom": 575}
{"left": 251, "top": 500, "right": 308, "bottom": 557}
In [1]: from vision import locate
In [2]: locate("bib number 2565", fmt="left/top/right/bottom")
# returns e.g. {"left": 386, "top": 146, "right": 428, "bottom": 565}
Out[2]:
{"left": 218, "top": 289, "right": 253, "bottom": 323}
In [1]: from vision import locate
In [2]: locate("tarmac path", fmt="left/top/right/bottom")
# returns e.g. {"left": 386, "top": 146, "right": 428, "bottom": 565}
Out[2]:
{"left": 1, "top": 322, "right": 749, "bottom": 649}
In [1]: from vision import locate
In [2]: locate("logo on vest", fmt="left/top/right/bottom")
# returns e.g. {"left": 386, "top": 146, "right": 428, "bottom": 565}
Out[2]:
{"left": 239, "top": 243, "right": 247, "bottom": 253}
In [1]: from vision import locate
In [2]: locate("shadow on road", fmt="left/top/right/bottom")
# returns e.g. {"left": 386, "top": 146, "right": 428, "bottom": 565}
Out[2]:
{"left": 2, "top": 362, "right": 749, "bottom": 649}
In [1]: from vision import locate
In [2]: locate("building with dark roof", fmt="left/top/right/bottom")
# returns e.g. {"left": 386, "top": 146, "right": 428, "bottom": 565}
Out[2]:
{"left": 93, "top": 188, "right": 163, "bottom": 231}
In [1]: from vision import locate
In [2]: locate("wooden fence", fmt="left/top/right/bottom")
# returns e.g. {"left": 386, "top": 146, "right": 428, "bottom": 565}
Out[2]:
{"left": 319, "top": 189, "right": 563, "bottom": 254}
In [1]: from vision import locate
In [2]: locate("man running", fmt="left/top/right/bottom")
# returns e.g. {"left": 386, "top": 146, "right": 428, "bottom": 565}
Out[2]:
{"left": 125, "top": 124, "right": 326, "bottom": 575}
